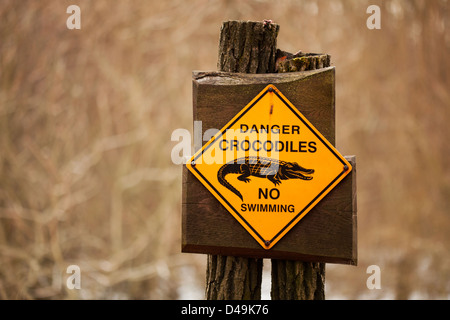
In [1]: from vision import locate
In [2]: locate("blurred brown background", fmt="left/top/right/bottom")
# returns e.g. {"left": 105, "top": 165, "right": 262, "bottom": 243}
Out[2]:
{"left": 0, "top": 0, "right": 449, "bottom": 299}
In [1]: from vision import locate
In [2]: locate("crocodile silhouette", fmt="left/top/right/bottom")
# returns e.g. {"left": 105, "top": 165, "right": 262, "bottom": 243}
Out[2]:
{"left": 217, "top": 156, "right": 314, "bottom": 201}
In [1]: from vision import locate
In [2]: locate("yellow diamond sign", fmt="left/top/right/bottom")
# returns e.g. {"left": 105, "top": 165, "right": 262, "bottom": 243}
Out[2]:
{"left": 186, "top": 84, "right": 352, "bottom": 249}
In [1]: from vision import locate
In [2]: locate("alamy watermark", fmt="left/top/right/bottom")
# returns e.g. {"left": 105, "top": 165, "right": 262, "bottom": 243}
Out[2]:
{"left": 66, "top": 4, "right": 379, "bottom": 32}
{"left": 66, "top": 5, "right": 81, "bottom": 30}
{"left": 366, "top": 265, "right": 381, "bottom": 290}
{"left": 366, "top": 5, "right": 381, "bottom": 30}
{"left": 171, "top": 121, "right": 288, "bottom": 167}
{"left": 66, "top": 264, "right": 81, "bottom": 290}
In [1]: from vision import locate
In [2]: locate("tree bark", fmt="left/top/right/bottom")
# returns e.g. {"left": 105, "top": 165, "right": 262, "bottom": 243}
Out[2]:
{"left": 217, "top": 20, "right": 279, "bottom": 74}
{"left": 205, "top": 20, "right": 279, "bottom": 300}
{"left": 206, "top": 255, "right": 263, "bottom": 300}
{"left": 271, "top": 261, "right": 325, "bottom": 299}
{"left": 271, "top": 51, "right": 330, "bottom": 300}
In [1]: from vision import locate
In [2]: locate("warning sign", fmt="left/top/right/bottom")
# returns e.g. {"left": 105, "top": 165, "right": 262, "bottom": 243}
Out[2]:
{"left": 186, "top": 84, "right": 352, "bottom": 249}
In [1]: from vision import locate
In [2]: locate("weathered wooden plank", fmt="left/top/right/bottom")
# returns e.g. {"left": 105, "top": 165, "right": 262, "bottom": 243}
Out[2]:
{"left": 183, "top": 67, "right": 356, "bottom": 265}
{"left": 193, "top": 68, "right": 335, "bottom": 146}
{"left": 182, "top": 156, "right": 357, "bottom": 265}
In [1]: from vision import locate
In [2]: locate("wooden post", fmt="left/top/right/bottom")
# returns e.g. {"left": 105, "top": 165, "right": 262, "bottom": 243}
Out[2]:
{"left": 270, "top": 52, "right": 331, "bottom": 300}
{"left": 183, "top": 20, "right": 357, "bottom": 300}
{"left": 205, "top": 20, "right": 279, "bottom": 300}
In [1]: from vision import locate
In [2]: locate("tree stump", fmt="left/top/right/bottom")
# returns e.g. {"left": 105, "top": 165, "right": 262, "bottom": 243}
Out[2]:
{"left": 205, "top": 20, "right": 279, "bottom": 300}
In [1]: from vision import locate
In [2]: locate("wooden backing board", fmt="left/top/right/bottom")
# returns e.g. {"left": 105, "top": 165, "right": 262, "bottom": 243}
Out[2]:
{"left": 182, "top": 68, "right": 357, "bottom": 265}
